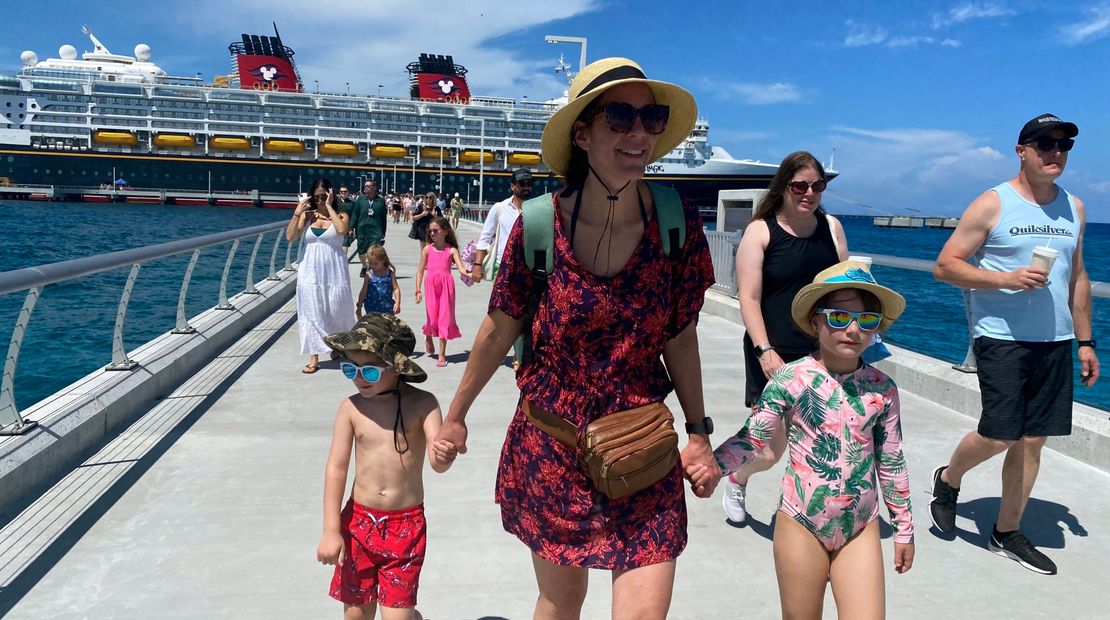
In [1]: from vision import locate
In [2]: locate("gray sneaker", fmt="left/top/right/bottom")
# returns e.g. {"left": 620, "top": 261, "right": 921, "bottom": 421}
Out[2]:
{"left": 989, "top": 527, "right": 1057, "bottom": 575}
{"left": 722, "top": 478, "right": 748, "bottom": 523}
{"left": 929, "top": 465, "right": 959, "bottom": 533}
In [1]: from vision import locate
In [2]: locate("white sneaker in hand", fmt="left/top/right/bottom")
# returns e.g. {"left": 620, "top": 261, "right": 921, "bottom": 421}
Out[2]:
{"left": 722, "top": 478, "right": 748, "bottom": 523}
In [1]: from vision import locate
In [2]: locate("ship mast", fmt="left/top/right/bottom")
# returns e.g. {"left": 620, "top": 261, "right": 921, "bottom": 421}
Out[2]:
{"left": 82, "top": 25, "right": 111, "bottom": 55}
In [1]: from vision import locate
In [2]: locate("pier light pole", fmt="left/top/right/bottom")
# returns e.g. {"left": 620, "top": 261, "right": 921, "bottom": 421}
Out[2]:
{"left": 478, "top": 118, "right": 485, "bottom": 208}
{"left": 438, "top": 149, "right": 444, "bottom": 194}
{"left": 411, "top": 155, "right": 416, "bottom": 194}
{"left": 544, "top": 35, "right": 587, "bottom": 74}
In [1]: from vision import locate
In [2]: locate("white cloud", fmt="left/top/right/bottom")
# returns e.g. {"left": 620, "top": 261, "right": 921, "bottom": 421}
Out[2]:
{"left": 931, "top": 2, "right": 1016, "bottom": 29}
{"left": 707, "top": 80, "right": 804, "bottom": 105}
{"left": 1087, "top": 180, "right": 1110, "bottom": 193}
{"left": 844, "top": 20, "right": 962, "bottom": 48}
{"left": 1061, "top": 5, "right": 1110, "bottom": 44}
{"left": 174, "top": 0, "right": 598, "bottom": 100}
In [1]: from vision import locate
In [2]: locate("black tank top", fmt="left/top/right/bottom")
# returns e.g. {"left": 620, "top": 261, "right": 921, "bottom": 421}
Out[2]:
{"left": 741, "top": 213, "right": 840, "bottom": 404}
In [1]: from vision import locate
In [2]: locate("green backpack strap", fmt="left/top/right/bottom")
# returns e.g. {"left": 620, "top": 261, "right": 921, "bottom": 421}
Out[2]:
{"left": 648, "top": 182, "right": 685, "bottom": 260}
{"left": 521, "top": 193, "right": 555, "bottom": 276}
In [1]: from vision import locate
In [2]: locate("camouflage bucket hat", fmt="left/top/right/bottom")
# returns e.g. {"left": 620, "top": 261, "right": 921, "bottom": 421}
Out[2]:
{"left": 323, "top": 314, "right": 427, "bottom": 383}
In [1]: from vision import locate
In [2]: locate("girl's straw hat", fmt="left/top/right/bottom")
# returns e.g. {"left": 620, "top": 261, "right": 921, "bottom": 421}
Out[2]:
{"left": 540, "top": 57, "right": 697, "bottom": 177}
{"left": 791, "top": 261, "right": 906, "bottom": 337}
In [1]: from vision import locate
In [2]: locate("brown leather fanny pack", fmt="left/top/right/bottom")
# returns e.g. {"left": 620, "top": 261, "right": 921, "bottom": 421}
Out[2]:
{"left": 524, "top": 400, "right": 679, "bottom": 500}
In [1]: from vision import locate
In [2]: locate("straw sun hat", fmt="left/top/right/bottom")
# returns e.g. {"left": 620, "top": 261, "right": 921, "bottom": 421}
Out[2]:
{"left": 790, "top": 261, "right": 906, "bottom": 338}
{"left": 540, "top": 57, "right": 698, "bottom": 177}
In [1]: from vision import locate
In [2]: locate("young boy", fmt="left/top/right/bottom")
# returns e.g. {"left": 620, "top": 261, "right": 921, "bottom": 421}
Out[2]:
{"left": 315, "top": 314, "right": 457, "bottom": 620}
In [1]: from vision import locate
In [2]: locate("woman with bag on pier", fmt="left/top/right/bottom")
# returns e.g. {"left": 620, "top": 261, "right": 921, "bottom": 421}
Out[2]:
{"left": 435, "top": 57, "right": 720, "bottom": 618}
{"left": 722, "top": 151, "right": 849, "bottom": 524}
{"left": 286, "top": 177, "right": 355, "bottom": 374}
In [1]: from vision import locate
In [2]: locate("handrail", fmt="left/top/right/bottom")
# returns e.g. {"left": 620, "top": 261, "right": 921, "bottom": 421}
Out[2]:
{"left": 0, "top": 220, "right": 297, "bottom": 435}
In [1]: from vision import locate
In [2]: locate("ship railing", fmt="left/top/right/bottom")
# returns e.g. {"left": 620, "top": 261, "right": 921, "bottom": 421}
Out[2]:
{"left": 704, "top": 229, "right": 1110, "bottom": 375}
{"left": 0, "top": 221, "right": 298, "bottom": 436}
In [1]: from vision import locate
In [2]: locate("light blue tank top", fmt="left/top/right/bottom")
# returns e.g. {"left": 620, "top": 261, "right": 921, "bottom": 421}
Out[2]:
{"left": 970, "top": 181, "right": 1078, "bottom": 342}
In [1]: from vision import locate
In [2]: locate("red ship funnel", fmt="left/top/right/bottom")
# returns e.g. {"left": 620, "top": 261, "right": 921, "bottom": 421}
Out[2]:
{"left": 407, "top": 54, "right": 471, "bottom": 103}
{"left": 230, "top": 31, "right": 301, "bottom": 92}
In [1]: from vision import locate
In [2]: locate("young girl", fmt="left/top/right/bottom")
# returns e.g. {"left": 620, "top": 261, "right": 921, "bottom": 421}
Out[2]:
{"left": 700, "top": 260, "right": 913, "bottom": 619}
{"left": 356, "top": 245, "right": 401, "bottom": 318}
{"left": 415, "top": 217, "right": 467, "bottom": 367}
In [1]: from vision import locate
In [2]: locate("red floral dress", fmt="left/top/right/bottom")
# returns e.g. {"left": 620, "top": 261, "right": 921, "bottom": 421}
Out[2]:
{"left": 489, "top": 190, "right": 714, "bottom": 569}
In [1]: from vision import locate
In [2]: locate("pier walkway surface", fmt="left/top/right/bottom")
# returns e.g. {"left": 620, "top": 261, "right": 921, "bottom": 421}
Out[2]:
{"left": 2, "top": 220, "right": 1109, "bottom": 619}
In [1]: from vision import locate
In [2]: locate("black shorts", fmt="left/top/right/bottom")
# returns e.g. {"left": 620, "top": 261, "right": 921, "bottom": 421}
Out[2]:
{"left": 974, "top": 336, "right": 1073, "bottom": 440}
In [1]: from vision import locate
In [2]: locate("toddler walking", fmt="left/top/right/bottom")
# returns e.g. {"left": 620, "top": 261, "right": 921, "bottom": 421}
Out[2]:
{"left": 316, "top": 314, "right": 457, "bottom": 619}
{"left": 357, "top": 245, "right": 401, "bottom": 318}
{"left": 415, "top": 217, "right": 467, "bottom": 367}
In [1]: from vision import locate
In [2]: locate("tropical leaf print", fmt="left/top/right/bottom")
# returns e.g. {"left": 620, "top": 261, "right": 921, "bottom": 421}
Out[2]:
{"left": 837, "top": 510, "right": 856, "bottom": 538}
{"left": 873, "top": 420, "right": 889, "bottom": 447}
{"left": 796, "top": 388, "right": 827, "bottom": 429}
{"left": 807, "top": 484, "right": 834, "bottom": 516}
{"left": 813, "top": 432, "right": 841, "bottom": 462}
{"left": 882, "top": 480, "right": 911, "bottom": 507}
{"left": 759, "top": 382, "right": 793, "bottom": 416}
{"left": 878, "top": 449, "right": 907, "bottom": 474}
{"left": 809, "top": 370, "right": 826, "bottom": 390}
{"left": 846, "top": 439, "right": 865, "bottom": 466}
{"left": 846, "top": 389, "right": 867, "bottom": 418}
{"left": 793, "top": 473, "right": 805, "bottom": 502}
{"left": 789, "top": 424, "right": 804, "bottom": 446}
{"left": 816, "top": 518, "right": 838, "bottom": 540}
{"left": 846, "top": 455, "right": 875, "bottom": 494}
{"left": 749, "top": 417, "right": 774, "bottom": 441}
{"left": 825, "top": 388, "right": 841, "bottom": 413}
{"left": 806, "top": 454, "right": 842, "bottom": 481}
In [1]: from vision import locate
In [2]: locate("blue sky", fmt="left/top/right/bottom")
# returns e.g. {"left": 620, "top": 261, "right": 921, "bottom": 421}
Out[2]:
{"left": 7, "top": 1, "right": 1110, "bottom": 220}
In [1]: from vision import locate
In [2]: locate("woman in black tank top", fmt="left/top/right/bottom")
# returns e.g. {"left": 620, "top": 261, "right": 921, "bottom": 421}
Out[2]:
{"left": 721, "top": 151, "right": 847, "bottom": 524}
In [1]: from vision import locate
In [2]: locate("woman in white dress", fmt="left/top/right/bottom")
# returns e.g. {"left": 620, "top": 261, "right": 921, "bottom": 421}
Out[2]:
{"left": 285, "top": 178, "right": 355, "bottom": 373}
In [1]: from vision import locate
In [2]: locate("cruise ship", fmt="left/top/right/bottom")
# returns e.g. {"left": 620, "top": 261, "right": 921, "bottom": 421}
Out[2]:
{"left": 0, "top": 26, "right": 783, "bottom": 208}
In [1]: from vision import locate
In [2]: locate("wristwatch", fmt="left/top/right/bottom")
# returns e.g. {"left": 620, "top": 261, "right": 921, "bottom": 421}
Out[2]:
{"left": 1077, "top": 339, "right": 1097, "bottom": 350}
{"left": 685, "top": 417, "right": 714, "bottom": 435}
{"left": 754, "top": 343, "right": 775, "bottom": 358}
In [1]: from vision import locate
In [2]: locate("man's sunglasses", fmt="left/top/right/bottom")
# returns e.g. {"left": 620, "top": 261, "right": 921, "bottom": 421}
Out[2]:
{"left": 593, "top": 102, "right": 670, "bottom": 135}
{"left": 514, "top": 180, "right": 533, "bottom": 187}
{"left": 815, "top": 308, "right": 883, "bottom": 332}
{"left": 787, "top": 179, "right": 828, "bottom": 195}
{"left": 340, "top": 362, "right": 388, "bottom": 382}
{"left": 1025, "top": 137, "right": 1074, "bottom": 153}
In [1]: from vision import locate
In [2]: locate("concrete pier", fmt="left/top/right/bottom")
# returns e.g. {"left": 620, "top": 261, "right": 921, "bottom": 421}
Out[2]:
{"left": 1, "top": 220, "right": 1108, "bottom": 618}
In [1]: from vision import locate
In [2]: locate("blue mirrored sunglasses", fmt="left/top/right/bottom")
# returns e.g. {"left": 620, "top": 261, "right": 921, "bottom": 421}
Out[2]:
{"left": 340, "top": 362, "right": 387, "bottom": 382}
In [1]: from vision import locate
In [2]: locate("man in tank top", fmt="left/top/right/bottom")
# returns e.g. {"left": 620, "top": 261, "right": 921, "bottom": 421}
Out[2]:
{"left": 929, "top": 114, "right": 1099, "bottom": 575}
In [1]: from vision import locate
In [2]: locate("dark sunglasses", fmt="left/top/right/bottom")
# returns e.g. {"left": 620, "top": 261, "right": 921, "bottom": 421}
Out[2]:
{"left": 593, "top": 102, "right": 670, "bottom": 135}
{"left": 514, "top": 180, "right": 533, "bottom": 187}
{"left": 786, "top": 179, "right": 828, "bottom": 195}
{"left": 1025, "top": 137, "right": 1074, "bottom": 153}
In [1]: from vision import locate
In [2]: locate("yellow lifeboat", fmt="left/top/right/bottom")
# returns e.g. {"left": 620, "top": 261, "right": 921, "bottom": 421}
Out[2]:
{"left": 420, "top": 146, "right": 449, "bottom": 159}
{"left": 264, "top": 139, "right": 305, "bottom": 153}
{"left": 93, "top": 130, "right": 137, "bottom": 145}
{"left": 507, "top": 152, "right": 542, "bottom": 166}
{"left": 371, "top": 145, "right": 408, "bottom": 159}
{"left": 460, "top": 150, "right": 494, "bottom": 164}
{"left": 153, "top": 133, "right": 196, "bottom": 148}
{"left": 320, "top": 142, "right": 358, "bottom": 156}
{"left": 211, "top": 136, "right": 251, "bottom": 151}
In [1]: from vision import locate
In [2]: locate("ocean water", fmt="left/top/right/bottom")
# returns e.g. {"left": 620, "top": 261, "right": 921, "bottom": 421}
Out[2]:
{"left": 1, "top": 202, "right": 1108, "bottom": 413}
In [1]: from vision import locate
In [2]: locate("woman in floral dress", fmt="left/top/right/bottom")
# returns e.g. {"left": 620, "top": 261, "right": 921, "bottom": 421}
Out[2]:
{"left": 435, "top": 58, "right": 720, "bottom": 618}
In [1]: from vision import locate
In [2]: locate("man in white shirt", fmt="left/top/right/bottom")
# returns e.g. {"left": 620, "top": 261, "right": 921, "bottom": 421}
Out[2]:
{"left": 471, "top": 168, "right": 533, "bottom": 282}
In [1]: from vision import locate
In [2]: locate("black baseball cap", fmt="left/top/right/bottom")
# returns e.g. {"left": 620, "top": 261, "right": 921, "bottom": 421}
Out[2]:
{"left": 511, "top": 168, "right": 533, "bottom": 183}
{"left": 1018, "top": 113, "right": 1078, "bottom": 144}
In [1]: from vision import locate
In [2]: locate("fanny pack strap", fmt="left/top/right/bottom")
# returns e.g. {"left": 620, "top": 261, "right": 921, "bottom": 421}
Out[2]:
{"left": 523, "top": 400, "right": 578, "bottom": 448}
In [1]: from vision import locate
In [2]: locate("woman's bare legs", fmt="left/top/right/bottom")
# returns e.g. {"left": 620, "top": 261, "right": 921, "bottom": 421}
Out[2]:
{"left": 829, "top": 519, "right": 885, "bottom": 619}
{"left": 532, "top": 552, "right": 588, "bottom": 620}
{"left": 438, "top": 337, "right": 448, "bottom": 365}
{"left": 611, "top": 560, "right": 676, "bottom": 620}
{"left": 773, "top": 512, "right": 832, "bottom": 620}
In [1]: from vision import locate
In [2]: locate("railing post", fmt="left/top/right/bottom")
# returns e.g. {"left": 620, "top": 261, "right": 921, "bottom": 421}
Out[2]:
{"left": 266, "top": 229, "right": 282, "bottom": 281}
{"left": 216, "top": 239, "right": 240, "bottom": 310}
{"left": 172, "top": 249, "right": 201, "bottom": 334}
{"left": 283, "top": 234, "right": 295, "bottom": 272}
{"left": 106, "top": 264, "right": 141, "bottom": 371}
{"left": 952, "top": 288, "right": 977, "bottom": 373}
{"left": 244, "top": 232, "right": 264, "bottom": 295}
{"left": 0, "top": 286, "right": 43, "bottom": 435}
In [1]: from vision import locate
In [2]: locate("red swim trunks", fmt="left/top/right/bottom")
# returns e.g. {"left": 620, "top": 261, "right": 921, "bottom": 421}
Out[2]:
{"left": 329, "top": 500, "right": 427, "bottom": 608}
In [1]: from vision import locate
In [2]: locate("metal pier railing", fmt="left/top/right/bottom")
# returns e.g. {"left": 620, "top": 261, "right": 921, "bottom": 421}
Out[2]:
{"left": 0, "top": 222, "right": 297, "bottom": 435}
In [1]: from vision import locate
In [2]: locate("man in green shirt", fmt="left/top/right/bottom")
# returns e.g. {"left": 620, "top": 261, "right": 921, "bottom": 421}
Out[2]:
{"left": 350, "top": 179, "right": 387, "bottom": 276}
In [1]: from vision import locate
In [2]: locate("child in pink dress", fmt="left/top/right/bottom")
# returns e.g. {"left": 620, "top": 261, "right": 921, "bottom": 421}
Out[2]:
{"left": 697, "top": 260, "right": 914, "bottom": 619}
{"left": 415, "top": 217, "right": 467, "bottom": 367}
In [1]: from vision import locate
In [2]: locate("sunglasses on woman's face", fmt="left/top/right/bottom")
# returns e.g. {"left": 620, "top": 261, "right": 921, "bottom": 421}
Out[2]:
{"left": 1025, "top": 137, "right": 1074, "bottom": 153}
{"left": 787, "top": 179, "right": 828, "bottom": 195}
{"left": 594, "top": 102, "right": 670, "bottom": 135}
{"left": 340, "top": 362, "right": 388, "bottom": 382}
{"left": 815, "top": 308, "right": 882, "bottom": 331}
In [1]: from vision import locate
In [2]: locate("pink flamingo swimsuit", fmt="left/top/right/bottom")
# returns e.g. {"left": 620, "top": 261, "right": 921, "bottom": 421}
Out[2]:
{"left": 714, "top": 356, "right": 914, "bottom": 550}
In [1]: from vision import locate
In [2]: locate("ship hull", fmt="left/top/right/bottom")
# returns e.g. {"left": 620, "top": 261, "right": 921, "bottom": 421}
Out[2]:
{"left": 0, "top": 147, "right": 772, "bottom": 209}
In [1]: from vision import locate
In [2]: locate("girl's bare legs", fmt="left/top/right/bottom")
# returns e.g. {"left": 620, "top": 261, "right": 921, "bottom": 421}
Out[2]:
{"left": 773, "top": 512, "right": 832, "bottom": 620}
{"left": 532, "top": 553, "right": 588, "bottom": 620}
{"left": 611, "top": 560, "right": 676, "bottom": 620}
{"left": 343, "top": 603, "right": 375, "bottom": 619}
{"left": 829, "top": 519, "right": 885, "bottom": 619}
{"left": 425, "top": 335, "right": 435, "bottom": 355}
{"left": 379, "top": 605, "right": 424, "bottom": 620}
{"left": 438, "top": 338, "right": 448, "bottom": 365}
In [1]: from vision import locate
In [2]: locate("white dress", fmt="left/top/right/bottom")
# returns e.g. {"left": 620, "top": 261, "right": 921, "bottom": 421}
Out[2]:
{"left": 297, "top": 224, "right": 355, "bottom": 355}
